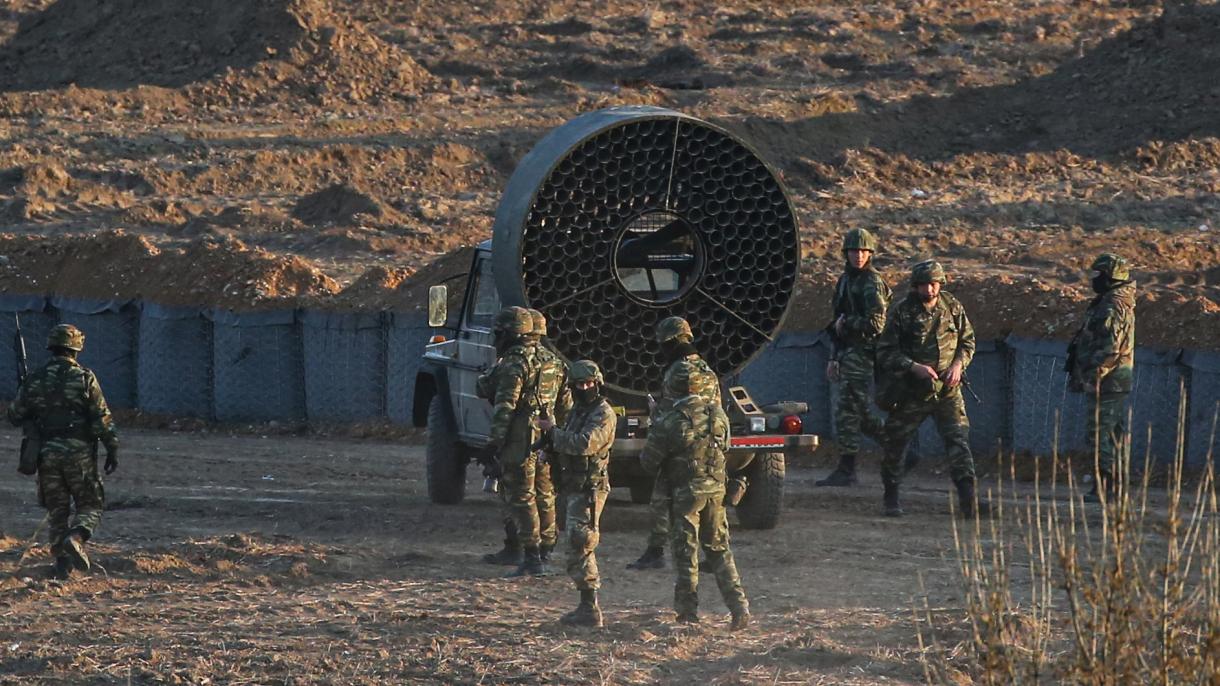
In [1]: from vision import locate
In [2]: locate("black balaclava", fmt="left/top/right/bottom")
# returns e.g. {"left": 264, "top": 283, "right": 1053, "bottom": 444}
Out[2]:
{"left": 1092, "top": 274, "right": 1116, "bottom": 294}
{"left": 494, "top": 330, "right": 519, "bottom": 355}
{"left": 574, "top": 384, "right": 600, "bottom": 405}
{"left": 660, "top": 338, "right": 698, "bottom": 364}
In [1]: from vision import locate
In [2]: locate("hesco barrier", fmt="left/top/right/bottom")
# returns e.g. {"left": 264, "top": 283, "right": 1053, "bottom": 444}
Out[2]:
{"left": 0, "top": 297, "right": 1217, "bottom": 465}
{"left": 138, "top": 303, "right": 212, "bottom": 418}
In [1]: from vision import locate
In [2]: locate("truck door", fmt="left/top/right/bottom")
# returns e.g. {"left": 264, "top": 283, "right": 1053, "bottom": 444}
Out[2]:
{"left": 456, "top": 254, "right": 498, "bottom": 441}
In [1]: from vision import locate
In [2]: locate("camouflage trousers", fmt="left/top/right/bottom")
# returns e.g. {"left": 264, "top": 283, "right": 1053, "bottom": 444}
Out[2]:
{"left": 834, "top": 346, "right": 885, "bottom": 454}
{"left": 37, "top": 450, "right": 105, "bottom": 555}
{"left": 565, "top": 488, "right": 608, "bottom": 591}
{"left": 1087, "top": 392, "right": 1128, "bottom": 476}
{"left": 645, "top": 472, "right": 672, "bottom": 550}
{"left": 881, "top": 386, "right": 975, "bottom": 485}
{"left": 670, "top": 490, "right": 749, "bottom": 617}
{"left": 499, "top": 444, "right": 556, "bottom": 550}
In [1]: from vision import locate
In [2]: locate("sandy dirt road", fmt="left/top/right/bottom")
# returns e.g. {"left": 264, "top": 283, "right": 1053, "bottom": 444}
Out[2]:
{"left": 0, "top": 428, "right": 988, "bottom": 684}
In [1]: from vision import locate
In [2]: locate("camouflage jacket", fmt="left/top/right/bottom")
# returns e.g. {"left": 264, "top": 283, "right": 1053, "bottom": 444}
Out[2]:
{"left": 878, "top": 290, "right": 975, "bottom": 381}
{"left": 641, "top": 394, "right": 730, "bottom": 498}
{"left": 550, "top": 397, "right": 616, "bottom": 492}
{"left": 534, "top": 341, "right": 573, "bottom": 425}
{"left": 658, "top": 353, "right": 721, "bottom": 414}
{"left": 487, "top": 341, "right": 543, "bottom": 448}
{"left": 1069, "top": 281, "right": 1136, "bottom": 394}
{"left": 7, "top": 355, "right": 119, "bottom": 457}
{"left": 831, "top": 266, "right": 891, "bottom": 356}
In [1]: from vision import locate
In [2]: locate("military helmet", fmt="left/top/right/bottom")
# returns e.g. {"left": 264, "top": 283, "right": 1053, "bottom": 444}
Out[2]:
{"left": 527, "top": 308, "right": 547, "bottom": 337}
{"left": 1090, "top": 253, "right": 1130, "bottom": 282}
{"left": 842, "top": 228, "right": 878, "bottom": 252}
{"left": 569, "top": 359, "right": 604, "bottom": 386}
{"left": 910, "top": 259, "right": 946, "bottom": 285}
{"left": 493, "top": 306, "right": 533, "bottom": 335}
{"left": 47, "top": 323, "right": 85, "bottom": 352}
{"left": 655, "top": 316, "right": 693, "bottom": 344}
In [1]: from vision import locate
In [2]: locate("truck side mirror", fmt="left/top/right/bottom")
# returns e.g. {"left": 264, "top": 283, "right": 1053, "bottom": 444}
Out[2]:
{"left": 428, "top": 285, "right": 448, "bottom": 327}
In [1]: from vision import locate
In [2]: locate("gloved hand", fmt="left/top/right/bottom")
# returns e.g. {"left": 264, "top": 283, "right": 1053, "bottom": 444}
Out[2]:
{"left": 104, "top": 449, "right": 118, "bottom": 475}
{"left": 477, "top": 444, "right": 501, "bottom": 478}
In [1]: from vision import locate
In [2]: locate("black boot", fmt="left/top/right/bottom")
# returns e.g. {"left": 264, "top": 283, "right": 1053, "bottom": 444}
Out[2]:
{"left": 540, "top": 544, "right": 555, "bottom": 564}
{"left": 815, "top": 454, "right": 858, "bottom": 487}
{"left": 561, "top": 589, "right": 603, "bottom": 627}
{"left": 883, "top": 479, "right": 904, "bottom": 517}
{"left": 506, "top": 547, "right": 547, "bottom": 577}
{"left": 483, "top": 523, "right": 522, "bottom": 565}
{"left": 1083, "top": 472, "right": 1112, "bottom": 504}
{"left": 63, "top": 529, "right": 91, "bottom": 572}
{"left": 955, "top": 478, "right": 991, "bottom": 518}
{"left": 729, "top": 609, "right": 751, "bottom": 631}
{"left": 626, "top": 546, "right": 665, "bottom": 570}
{"left": 46, "top": 556, "right": 72, "bottom": 580}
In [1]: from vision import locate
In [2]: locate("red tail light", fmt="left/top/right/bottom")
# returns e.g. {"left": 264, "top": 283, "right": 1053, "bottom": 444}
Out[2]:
{"left": 781, "top": 415, "right": 802, "bottom": 435}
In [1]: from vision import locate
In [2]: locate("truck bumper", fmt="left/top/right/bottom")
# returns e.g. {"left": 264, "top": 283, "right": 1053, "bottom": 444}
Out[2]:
{"left": 612, "top": 434, "right": 819, "bottom": 455}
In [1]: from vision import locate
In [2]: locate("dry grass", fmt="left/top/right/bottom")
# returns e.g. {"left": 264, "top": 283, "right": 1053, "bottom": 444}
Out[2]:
{"left": 917, "top": 388, "right": 1220, "bottom": 684}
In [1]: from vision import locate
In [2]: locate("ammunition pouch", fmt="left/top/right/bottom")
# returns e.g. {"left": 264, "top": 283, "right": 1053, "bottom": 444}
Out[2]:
{"left": 17, "top": 423, "right": 40, "bottom": 476}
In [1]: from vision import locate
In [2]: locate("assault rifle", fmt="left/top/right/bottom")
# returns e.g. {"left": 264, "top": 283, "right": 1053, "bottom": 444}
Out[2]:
{"left": 13, "top": 315, "right": 39, "bottom": 475}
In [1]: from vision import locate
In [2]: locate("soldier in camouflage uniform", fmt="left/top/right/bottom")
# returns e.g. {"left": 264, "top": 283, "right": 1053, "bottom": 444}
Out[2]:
{"left": 1067, "top": 253, "right": 1136, "bottom": 503}
{"left": 477, "top": 306, "right": 551, "bottom": 576}
{"left": 818, "top": 228, "right": 891, "bottom": 487}
{"left": 522, "top": 309, "right": 569, "bottom": 562}
{"left": 876, "top": 261, "right": 988, "bottom": 518}
{"left": 640, "top": 366, "right": 750, "bottom": 630}
{"left": 627, "top": 316, "right": 722, "bottom": 571}
{"left": 479, "top": 309, "right": 571, "bottom": 566}
{"left": 7, "top": 324, "right": 119, "bottom": 579}
{"left": 537, "top": 360, "right": 617, "bottom": 627}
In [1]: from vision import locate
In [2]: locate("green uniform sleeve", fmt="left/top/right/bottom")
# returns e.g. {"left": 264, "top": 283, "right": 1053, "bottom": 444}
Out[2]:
{"left": 488, "top": 357, "right": 525, "bottom": 448}
{"left": 85, "top": 371, "right": 119, "bottom": 452}
{"left": 553, "top": 382, "right": 573, "bottom": 426}
{"left": 843, "top": 273, "right": 889, "bottom": 339}
{"left": 551, "top": 402, "right": 616, "bottom": 457}
{"left": 952, "top": 303, "right": 975, "bottom": 370}
{"left": 1078, "top": 308, "right": 1123, "bottom": 385}
{"left": 877, "top": 304, "right": 913, "bottom": 374}
{"left": 640, "top": 412, "right": 678, "bottom": 475}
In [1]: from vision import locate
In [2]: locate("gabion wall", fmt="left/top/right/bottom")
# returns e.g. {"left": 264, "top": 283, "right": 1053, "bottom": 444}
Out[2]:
{"left": 0, "top": 296, "right": 1216, "bottom": 467}
{"left": 301, "top": 311, "right": 386, "bottom": 422}
{"left": 138, "top": 304, "right": 213, "bottom": 418}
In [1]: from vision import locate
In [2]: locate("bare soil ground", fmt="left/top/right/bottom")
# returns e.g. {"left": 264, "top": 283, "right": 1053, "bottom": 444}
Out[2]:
{"left": 0, "top": 0, "right": 1215, "bottom": 343}
{"left": 0, "top": 428, "right": 988, "bottom": 684}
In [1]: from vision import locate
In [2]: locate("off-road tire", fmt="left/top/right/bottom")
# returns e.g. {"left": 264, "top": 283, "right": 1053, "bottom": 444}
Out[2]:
{"left": 426, "top": 395, "right": 467, "bottom": 505}
{"left": 629, "top": 478, "right": 654, "bottom": 505}
{"left": 735, "top": 452, "right": 784, "bottom": 530}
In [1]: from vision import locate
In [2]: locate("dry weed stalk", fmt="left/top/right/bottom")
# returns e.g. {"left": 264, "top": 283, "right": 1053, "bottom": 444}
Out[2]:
{"left": 918, "top": 389, "right": 1220, "bottom": 685}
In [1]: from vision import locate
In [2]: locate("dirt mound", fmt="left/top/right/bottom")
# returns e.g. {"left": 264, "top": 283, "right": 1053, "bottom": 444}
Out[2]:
{"left": 292, "top": 183, "right": 387, "bottom": 225}
{"left": 744, "top": 2, "right": 1220, "bottom": 169}
{"left": 0, "top": 0, "right": 433, "bottom": 106}
{"left": 1, "top": 161, "right": 148, "bottom": 221}
{"left": 0, "top": 0, "right": 305, "bottom": 91}
{"left": 0, "top": 231, "right": 339, "bottom": 308}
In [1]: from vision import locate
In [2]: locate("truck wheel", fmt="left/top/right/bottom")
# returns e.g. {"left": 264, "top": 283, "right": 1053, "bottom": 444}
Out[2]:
{"left": 426, "top": 395, "right": 467, "bottom": 505}
{"left": 629, "top": 478, "right": 654, "bottom": 505}
{"left": 735, "top": 452, "right": 784, "bottom": 530}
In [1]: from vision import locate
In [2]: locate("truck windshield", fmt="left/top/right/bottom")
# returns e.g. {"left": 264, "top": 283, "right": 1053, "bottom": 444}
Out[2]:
{"left": 466, "top": 257, "right": 500, "bottom": 329}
